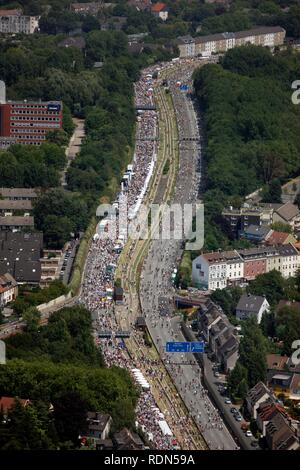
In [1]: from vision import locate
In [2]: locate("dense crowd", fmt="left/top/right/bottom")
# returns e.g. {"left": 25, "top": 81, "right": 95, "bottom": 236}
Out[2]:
{"left": 79, "top": 66, "right": 178, "bottom": 450}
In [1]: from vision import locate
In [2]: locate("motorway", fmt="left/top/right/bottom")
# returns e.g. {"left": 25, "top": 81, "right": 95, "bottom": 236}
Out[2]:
{"left": 139, "top": 64, "right": 237, "bottom": 450}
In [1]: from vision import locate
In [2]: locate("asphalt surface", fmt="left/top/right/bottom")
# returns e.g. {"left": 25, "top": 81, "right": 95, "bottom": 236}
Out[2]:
{"left": 139, "top": 63, "right": 237, "bottom": 450}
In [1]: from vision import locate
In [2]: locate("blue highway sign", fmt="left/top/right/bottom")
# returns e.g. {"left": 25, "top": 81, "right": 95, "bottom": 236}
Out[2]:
{"left": 166, "top": 341, "right": 190, "bottom": 353}
{"left": 191, "top": 341, "right": 205, "bottom": 353}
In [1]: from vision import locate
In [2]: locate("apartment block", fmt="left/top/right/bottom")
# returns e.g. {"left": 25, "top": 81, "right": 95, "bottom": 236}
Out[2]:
{"left": 0, "top": 9, "right": 39, "bottom": 34}
{"left": 192, "top": 243, "right": 299, "bottom": 290}
{"left": 177, "top": 26, "right": 286, "bottom": 58}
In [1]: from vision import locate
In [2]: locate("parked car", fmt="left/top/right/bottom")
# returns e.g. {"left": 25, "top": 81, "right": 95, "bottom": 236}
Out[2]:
{"left": 224, "top": 398, "right": 232, "bottom": 404}
{"left": 251, "top": 440, "right": 258, "bottom": 448}
{"left": 214, "top": 371, "right": 220, "bottom": 377}
{"left": 246, "top": 430, "right": 253, "bottom": 438}
{"left": 235, "top": 414, "right": 242, "bottom": 422}
{"left": 230, "top": 407, "right": 236, "bottom": 414}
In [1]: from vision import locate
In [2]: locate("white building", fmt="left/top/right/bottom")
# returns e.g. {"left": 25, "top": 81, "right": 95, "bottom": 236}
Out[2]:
{"left": 192, "top": 250, "right": 242, "bottom": 290}
{"left": 0, "top": 273, "right": 18, "bottom": 307}
{"left": 0, "top": 9, "right": 40, "bottom": 34}
{"left": 236, "top": 294, "right": 270, "bottom": 324}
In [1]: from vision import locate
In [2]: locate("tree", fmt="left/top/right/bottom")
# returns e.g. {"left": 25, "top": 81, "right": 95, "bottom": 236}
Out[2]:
{"left": 261, "top": 179, "right": 282, "bottom": 203}
{"left": 239, "top": 318, "right": 268, "bottom": 388}
{"left": 228, "top": 362, "right": 248, "bottom": 400}
{"left": 46, "top": 130, "right": 69, "bottom": 147}
{"left": 276, "top": 305, "right": 300, "bottom": 355}
{"left": 23, "top": 307, "right": 41, "bottom": 334}
{"left": 53, "top": 391, "right": 88, "bottom": 445}
{"left": 248, "top": 270, "right": 286, "bottom": 306}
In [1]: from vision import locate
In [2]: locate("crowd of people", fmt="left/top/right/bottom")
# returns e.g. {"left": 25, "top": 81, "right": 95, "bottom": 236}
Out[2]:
{"left": 78, "top": 66, "right": 180, "bottom": 450}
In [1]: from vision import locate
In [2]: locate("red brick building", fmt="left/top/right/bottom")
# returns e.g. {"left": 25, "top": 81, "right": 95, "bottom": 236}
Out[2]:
{"left": 0, "top": 100, "right": 63, "bottom": 145}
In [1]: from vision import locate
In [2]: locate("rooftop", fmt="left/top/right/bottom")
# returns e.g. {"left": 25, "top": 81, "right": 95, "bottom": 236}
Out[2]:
{"left": 0, "top": 216, "right": 34, "bottom": 227}
{"left": 151, "top": 2, "right": 167, "bottom": 13}
{"left": 236, "top": 293, "right": 268, "bottom": 314}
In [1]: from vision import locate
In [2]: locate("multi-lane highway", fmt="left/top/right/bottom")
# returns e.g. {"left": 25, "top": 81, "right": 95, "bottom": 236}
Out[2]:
{"left": 138, "top": 62, "right": 237, "bottom": 450}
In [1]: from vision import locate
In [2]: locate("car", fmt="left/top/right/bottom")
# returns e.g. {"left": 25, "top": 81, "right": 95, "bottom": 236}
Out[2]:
{"left": 235, "top": 414, "right": 242, "bottom": 422}
{"left": 224, "top": 398, "right": 232, "bottom": 404}
{"left": 214, "top": 371, "right": 220, "bottom": 377}
{"left": 251, "top": 440, "right": 258, "bottom": 448}
{"left": 245, "top": 430, "right": 253, "bottom": 438}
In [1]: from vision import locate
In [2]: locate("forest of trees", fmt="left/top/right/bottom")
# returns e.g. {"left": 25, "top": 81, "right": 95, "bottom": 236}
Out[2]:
{"left": 193, "top": 45, "right": 300, "bottom": 250}
{"left": 0, "top": 305, "right": 138, "bottom": 449}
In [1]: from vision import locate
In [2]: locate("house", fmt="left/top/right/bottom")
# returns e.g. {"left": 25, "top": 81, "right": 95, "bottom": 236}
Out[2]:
{"left": 80, "top": 412, "right": 112, "bottom": 448}
{"left": 0, "top": 216, "right": 34, "bottom": 232}
{"left": 0, "top": 396, "right": 30, "bottom": 418}
{"left": 276, "top": 299, "right": 300, "bottom": 313}
{"left": 265, "top": 411, "right": 299, "bottom": 450}
{"left": 272, "top": 202, "right": 300, "bottom": 232}
{"left": 242, "top": 224, "right": 272, "bottom": 244}
{"left": 198, "top": 299, "right": 239, "bottom": 371}
{"left": 151, "top": 2, "right": 168, "bottom": 21}
{"left": 0, "top": 273, "right": 18, "bottom": 307}
{"left": 0, "top": 199, "right": 32, "bottom": 216}
{"left": 222, "top": 205, "right": 273, "bottom": 238}
{"left": 127, "top": 0, "right": 151, "bottom": 11}
{"left": 0, "top": 188, "right": 38, "bottom": 201}
{"left": 266, "top": 353, "right": 289, "bottom": 371}
{"left": 265, "top": 230, "right": 297, "bottom": 246}
{"left": 0, "top": 231, "right": 42, "bottom": 285}
{"left": 113, "top": 428, "right": 144, "bottom": 450}
{"left": 70, "top": 2, "right": 104, "bottom": 15}
{"left": 246, "top": 382, "right": 272, "bottom": 419}
{"left": 257, "top": 400, "right": 288, "bottom": 436}
{"left": 192, "top": 250, "right": 243, "bottom": 290}
{"left": 236, "top": 294, "right": 270, "bottom": 324}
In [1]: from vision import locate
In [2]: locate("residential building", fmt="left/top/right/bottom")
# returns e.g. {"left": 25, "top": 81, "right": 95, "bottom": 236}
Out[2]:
{"left": 257, "top": 400, "right": 288, "bottom": 436}
{"left": 272, "top": 202, "right": 300, "bottom": 232}
{"left": 0, "top": 273, "right": 18, "bottom": 307}
{"left": 242, "top": 224, "right": 272, "bottom": 244}
{"left": 70, "top": 2, "right": 106, "bottom": 15}
{"left": 0, "top": 216, "right": 34, "bottom": 231}
{"left": 246, "top": 381, "right": 272, "bottom": 419}
{"left": 113, "top": 428, "right": 144, "bottom": 450}
{"left": 79, "top": 412, "right": 112, "bottom": 448}
{"left": 0, "top": 188, "right": 38, "bottom": 201}
{"left": 198, "top": 299, "right": 239, "bottom": 371}
{"left": 265, "top": 230, "right": 297, "bottom": 246}
{"left": 0, "top": 396, "right": 30, "bottom": 418}
{"left": 222, "top": 205, "right": 273, "bottom": 238}
{"left": 0, "top": 199, "right": 32, "bottom": 216}
{"left": 276, "top": 299, "right": 300, "bottom": 313}
{"left": 127, "top": 0, "right": 151, "bottom": 11}
{"left": 151, "top": 2, "right": 168, "bottom": 21}
{"left": 192, "top": 250, "right": 243, "bottom": 290}
{"left": 236, "top": 293, "right": 270, "bottom": 324}
{"left": 0, "top": 231, "right": 42, "bottom": 285}
{"left": 177, "top": 26, "right": 286, "bottom": 58}
{"left": 0, "top": 9, "right": 39, "bottom": 34}
{"left": 265, "top": 411, "right": 299, "bottom": 450}
{"left": 0, "top": 84, "right": 63, "bottom": 145}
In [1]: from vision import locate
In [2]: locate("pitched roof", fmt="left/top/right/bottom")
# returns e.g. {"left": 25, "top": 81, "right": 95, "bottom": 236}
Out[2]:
{"left": 0, "top": 9, "right": 22, "bottom": 16}
{"left": 275, "top": 202, "right": 300, "bottom": 222}
{"left": 194, "top": 26, "right": 285, "bottom": 45}
{"left": 0, "top": 200, "right": 32, "bottom": 211}
{"left": 266, "top": 411, "right": 299, "bottom": 450}
{"left": 236, "top": 294, "right": 268, "bottom": 314}
{"left": 0, "top": 396, "right": 30, "bottom": 414}
{"left": 151, "top": 2, "right": 167, "bottom": 12}
{"left": 266, "top": 354, "right": 289, "bottom": 371}
{"left": 201, "top": 250, "right": 241, "bottom": 264}
{"left": 247, "top": 381, "right": 270, "bottom": 407}
{"left": 265, "top": 231, "right": 292, "bottom": 245}
{"left": 244, "top": 224, "right": 271, "bottom": 239}
{"left": 0, "top": 188, "right": 38, "bottom": 199}
{"left": 0, "top": 216, "right": 34, "bottom": 227}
